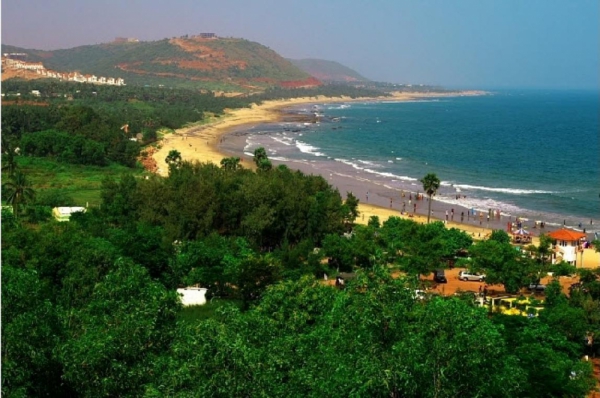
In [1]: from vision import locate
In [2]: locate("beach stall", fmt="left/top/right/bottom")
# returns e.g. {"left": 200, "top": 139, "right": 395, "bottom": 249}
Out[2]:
{"left": 547, "top": 228, "right": 587, "bottom": 266}
{"left": 511, "top": 228, "right": 532, "bottom": 244}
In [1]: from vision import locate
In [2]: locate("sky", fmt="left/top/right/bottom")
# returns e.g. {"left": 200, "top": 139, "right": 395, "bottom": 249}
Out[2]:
{"left": 2, "top": 0, "right": 598, "bottom": 89}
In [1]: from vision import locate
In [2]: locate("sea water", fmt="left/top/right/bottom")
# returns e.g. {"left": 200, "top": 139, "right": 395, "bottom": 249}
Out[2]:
{"left": 241, "top": 90, "right": 599, "bottom": 233}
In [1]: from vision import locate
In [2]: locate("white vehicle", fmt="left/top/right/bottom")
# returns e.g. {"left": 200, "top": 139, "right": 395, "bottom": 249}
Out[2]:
{"left": 458, "top": 270, "right": 486, "bottom": 282}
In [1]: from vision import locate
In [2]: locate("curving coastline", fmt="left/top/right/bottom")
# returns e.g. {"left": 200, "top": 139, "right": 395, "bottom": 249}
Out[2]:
{"left": 151, "top": 91, "right": 599, "bottom": 267}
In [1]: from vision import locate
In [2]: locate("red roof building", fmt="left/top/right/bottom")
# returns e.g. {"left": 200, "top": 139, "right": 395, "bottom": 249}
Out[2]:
{"left": 547, "top": 228, "right": 586, "bottom": 266}
{"left": 547, "top": 229, "right": 587, "bottom": 241}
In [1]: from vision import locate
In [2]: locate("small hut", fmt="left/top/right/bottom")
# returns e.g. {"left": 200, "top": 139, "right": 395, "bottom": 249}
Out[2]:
{"left": 547, "top": 228, "right": 587, "bottom": 266}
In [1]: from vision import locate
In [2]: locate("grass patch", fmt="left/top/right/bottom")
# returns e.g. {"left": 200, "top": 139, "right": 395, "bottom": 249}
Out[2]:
{"left": 6, "top": 157, "right": 148, "bottom": 207}
{"left": 177, "top": 298, "right": 243, "bottom": 324}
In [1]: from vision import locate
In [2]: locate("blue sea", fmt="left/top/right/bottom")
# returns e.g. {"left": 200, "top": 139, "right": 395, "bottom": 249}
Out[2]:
{"left": 236, "top": 90, "right": 599, "bottom": 233}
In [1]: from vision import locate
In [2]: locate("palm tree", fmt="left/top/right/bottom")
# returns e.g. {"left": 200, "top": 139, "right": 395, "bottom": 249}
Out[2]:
{"left": 2, "top": 170, "right": 35, "bottom": 219}
{"left": 420, "top": 173, "right": 441, "bottom": 224}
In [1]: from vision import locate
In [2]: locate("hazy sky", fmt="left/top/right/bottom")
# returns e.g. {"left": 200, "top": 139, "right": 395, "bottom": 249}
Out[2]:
{"left": 2, "top": 0, "right": 598, "bottom": 89}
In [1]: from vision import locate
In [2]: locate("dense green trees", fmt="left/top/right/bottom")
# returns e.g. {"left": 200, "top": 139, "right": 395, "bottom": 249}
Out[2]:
{"left": 469, "top": 238, "right": 536, "bottom": 293}
{"left": 144, "top": 272, "right": 592, "bottom": 397}
{"left": 2, "top": 134, "right": 597, "bottom": 396}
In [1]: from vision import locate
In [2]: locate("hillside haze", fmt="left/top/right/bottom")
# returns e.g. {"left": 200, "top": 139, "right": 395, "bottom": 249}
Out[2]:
{"left": 1, "top": 37, "right": 321, "bottom": 92}
{"left": 289, "top": 58, "right": 369, "bottom": 83}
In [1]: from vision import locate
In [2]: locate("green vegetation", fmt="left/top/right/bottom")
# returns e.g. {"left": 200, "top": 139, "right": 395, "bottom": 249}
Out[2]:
{"left": 3, "top": 146, "right": 599, "bottom": 395}
{"left": 1, "top": 70, "right": 598, "bottom": 397}
{"left": 5, "top": 156, "right": 147, "bottom": 206}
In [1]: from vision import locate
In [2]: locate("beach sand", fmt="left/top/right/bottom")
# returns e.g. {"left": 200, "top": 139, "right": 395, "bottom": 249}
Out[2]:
{"left": 151, "top": 91, "right": 600, "bottom": 269}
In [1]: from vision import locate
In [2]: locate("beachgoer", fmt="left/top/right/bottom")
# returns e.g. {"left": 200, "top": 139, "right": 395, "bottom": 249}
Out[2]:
{"left": 408, "top": 199, "right": 412, "bottom": 206}
{"left": 461, "top": 212, "right": 464, "bottom": 222}
{"left": 402, "top": 202, "right": 406, "bottom": 213}
{"left": 366, "top": 191, "right": 369, "bottom": 202}
{"left": 390, "top": 198, "right": 393, "bottom": 208}
{"left": 445, "top": 210, "right": 448, "bottom": 221}
{"left": 451, "top": 208, "right": 454, "bottom": 221}
{"left": 414, "top": 203, "right": 417, "bottom": 213}
{"left": 478, "top": 285, "right": 482, "bottom": 296}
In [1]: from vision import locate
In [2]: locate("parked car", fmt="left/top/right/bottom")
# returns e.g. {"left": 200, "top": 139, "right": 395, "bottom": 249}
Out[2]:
{"left": 458, "top": 271, "right": 486, "bottom": 282}
{"left": 528, "top": 282, "right": 547, "bottom": 292}
{"left": 433, "top": 269, "right": 447, "bottom": 283}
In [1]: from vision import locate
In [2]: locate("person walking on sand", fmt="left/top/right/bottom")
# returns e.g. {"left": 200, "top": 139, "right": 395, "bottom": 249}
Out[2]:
{"left": 461, "top": 211, "right": 464, "bottom": 223}
{"left": 366, "top": 191, "right": 369, "bottom": 202}
{"left": 402, "top": 202, "right": 406, "bottom": 213}
{"left": 414, "top": 203, "right": 417, "bottom": 213}
{"left": 390, "top": 198, "right": 393, "bottom": 208}
{"left": 451, "top": 208, "right": 454, "bottom": 221}
{"left": 445, "top": 210, "right": 449, "bottom": 221}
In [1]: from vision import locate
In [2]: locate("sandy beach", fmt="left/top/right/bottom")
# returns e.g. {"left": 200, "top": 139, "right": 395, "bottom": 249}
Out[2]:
{"left": 151, "top": 91, "right": 600, "bottom": 268}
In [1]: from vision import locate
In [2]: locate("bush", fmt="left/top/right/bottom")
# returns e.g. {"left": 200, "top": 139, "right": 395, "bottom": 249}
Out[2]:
{"left": 549, "top": 261, "right": 577, "bottom": 277}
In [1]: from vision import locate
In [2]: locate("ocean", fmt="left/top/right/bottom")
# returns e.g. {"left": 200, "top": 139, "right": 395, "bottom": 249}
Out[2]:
{"left": 229, "top": 90, "right": 599, "bottom": 234}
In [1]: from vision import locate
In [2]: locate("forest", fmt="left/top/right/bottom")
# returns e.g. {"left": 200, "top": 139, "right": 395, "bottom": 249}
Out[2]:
{"left": 2, "top": 79, "right": 600, "bottom": 397}
{"left": 1, "top": 79, "right": 384, "bottom": 169}
{"left": 2, "top": 148, "right": 600, "bottom": 396}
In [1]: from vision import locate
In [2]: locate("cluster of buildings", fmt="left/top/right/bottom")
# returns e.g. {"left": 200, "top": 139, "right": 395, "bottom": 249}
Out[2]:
{"left": 2, "top": 56, "right": 126, "bottom": 86}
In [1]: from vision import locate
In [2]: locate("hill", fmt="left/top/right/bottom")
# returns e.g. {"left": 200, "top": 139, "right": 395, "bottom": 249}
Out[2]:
{"left": 288, "top": 58, "right": 369, "bottom": 83}
{"left": 1, "top": 38, "right": 321, "bottom": 92}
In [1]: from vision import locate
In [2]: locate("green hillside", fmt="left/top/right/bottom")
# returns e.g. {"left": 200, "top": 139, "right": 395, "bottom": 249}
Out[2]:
{"left": 289, "top": 58, "right": 369, "bottom": 82}
{"left": 2, "top": 38, "right": 317, "bottom": 91}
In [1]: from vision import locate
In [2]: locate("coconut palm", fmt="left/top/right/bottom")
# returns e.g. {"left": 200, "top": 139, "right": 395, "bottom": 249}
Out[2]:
{"left": 2, "top": 170, "right": 35, "bottom": 219}
{"left": 420, "top": 173, "right": 441, "bottom": 224}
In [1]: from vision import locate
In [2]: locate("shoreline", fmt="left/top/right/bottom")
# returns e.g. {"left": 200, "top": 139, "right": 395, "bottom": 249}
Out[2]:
{"left": 152, "top": 91, "right": 487, "bottom": 176}
{"left": 150, "top": 91, "right": 599, "bottom": 268}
